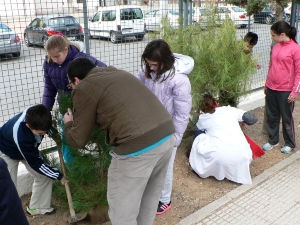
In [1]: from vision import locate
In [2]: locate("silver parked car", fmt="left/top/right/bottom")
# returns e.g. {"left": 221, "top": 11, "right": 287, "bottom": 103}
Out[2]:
{"left": 0, "top": 22, "right": 21, "bottom": 57}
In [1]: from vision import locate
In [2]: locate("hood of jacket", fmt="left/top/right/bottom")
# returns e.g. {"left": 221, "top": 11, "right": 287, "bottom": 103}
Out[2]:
{"left": 71, "top": 41, "right": 86, "bottom": 52}
{"left": 173, "top": 53, "right": 194, "bottom": 74}
{"left": 149, "top": 53, "right": 194, "bottom": 79}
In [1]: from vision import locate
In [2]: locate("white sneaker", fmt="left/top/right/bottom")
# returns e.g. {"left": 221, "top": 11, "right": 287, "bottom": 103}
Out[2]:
{"left": 27, "top": 206, "right": 56, "bottom": 215}
{"left": 262, "top": 142, "right": 279, "bottom": 151}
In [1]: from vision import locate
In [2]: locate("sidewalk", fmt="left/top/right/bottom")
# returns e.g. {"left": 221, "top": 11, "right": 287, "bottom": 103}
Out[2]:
{"left": 178, "top": 142, "right": 300, "bottom": 225}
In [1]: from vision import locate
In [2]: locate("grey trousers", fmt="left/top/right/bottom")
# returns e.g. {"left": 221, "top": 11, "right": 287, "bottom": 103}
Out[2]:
{"left": 160, "top": 146, "right": 177, "bottom": 204}
{"left": 265, "top": 88, "right": 296, "bottom": 148}
{"left": 107, "top": 135, "right": 174, "bottom": 225}
{"left": 0, "top": 151, "right": 53, "bottom": 209}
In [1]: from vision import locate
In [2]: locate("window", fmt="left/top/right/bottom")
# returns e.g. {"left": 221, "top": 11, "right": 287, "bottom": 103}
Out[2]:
{"left": 0, "top": 23, "right": 11, "bottom": 32}
{"left": 102, "top": 10, "right": 116, "bottom": 21}
{"left": 169, "top": 10, "right": 179, "bottom": 15}
{"left": 145, "top": 11, "right": 155, "bottom": 18}
{"left": 121, "top": 8, "right": 143, "bottom": 20}
{"left": 30, "top": 20, "right": 39, "bottom": 28}
{"left": 232, "top": 7, "right": 245, "bottom": 13}
{"left": 155, "top": 10, "right": 162, "bottom": 17}
{"left": 94, "top": 12, "right": 100, "bottom": 22}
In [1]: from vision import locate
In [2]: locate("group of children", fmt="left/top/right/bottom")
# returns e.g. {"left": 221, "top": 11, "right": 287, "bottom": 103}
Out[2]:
{"left": 189, "top": 21, "right": 300, "bottom": 185}
{"left": 0, "top": 20, "right": 299, "bottom": 224}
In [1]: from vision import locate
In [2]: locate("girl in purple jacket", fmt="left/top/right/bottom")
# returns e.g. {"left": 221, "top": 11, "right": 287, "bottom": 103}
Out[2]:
{"left": 136, "top": 39, "right": 194, "bottom": 215}
{"left": 43, "top": 35, "right": 107, "bottom": 162}
{"left": 263, "top": 21, "right": 300, "bottom": 154}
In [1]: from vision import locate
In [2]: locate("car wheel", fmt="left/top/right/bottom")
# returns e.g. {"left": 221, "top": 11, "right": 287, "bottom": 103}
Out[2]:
{"left": 286, "top": 14, "right": 290, "bottom": 23}
{"left": 24, "top": 34, "right": 32, "bottom": 47}
{"left": 135, "top": 34, "right": 144, "bottom": 41}
{"left": 110, "top": 32, "right": 118, "bottom": 43}
{"left": 12, "top": 52, "right": 21, "bottom": 57}
{"left": 265, "top": 16, "right": 273, "bottom": 24}
{"left": 89, "top": 31, "right": 93, "bottom": 39}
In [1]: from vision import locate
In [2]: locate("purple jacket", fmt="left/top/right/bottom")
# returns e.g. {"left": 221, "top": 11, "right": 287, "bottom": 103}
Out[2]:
{"left": 136, "top": 53, "right": 194, "bottom": 147}
{"left": 42, "top": 45, "right": 107, "bottom": 110}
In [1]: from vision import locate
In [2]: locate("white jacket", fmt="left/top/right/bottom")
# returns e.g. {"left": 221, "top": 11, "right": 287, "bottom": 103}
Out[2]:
{"left": 136, "top": 53, "right": 194, "bottom": 146}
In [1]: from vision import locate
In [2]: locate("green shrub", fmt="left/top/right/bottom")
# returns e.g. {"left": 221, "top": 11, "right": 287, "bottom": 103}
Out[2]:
{"left": 150, "top": 12, "right": 256, "bottom": 147}
{"left": 49, "top": 94, "right": 111, "bottom": 213}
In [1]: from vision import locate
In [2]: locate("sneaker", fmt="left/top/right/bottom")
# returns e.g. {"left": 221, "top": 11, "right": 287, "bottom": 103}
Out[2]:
{"left": 262, "top": 142, "right": 279, "bottom": 151}
{"left": 281, "top": 146, "right": 293, "bottom": 154}
{"left": 26, "top": 206, "right": 56, "bottom": 215}
{"left": 156, "top": 201, "right": 172, "bottom": 215}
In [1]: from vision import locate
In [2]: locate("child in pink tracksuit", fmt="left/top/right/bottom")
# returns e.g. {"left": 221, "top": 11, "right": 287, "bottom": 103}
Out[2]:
{"left": 263, "top": 21, "right": 300, "bottom": 154}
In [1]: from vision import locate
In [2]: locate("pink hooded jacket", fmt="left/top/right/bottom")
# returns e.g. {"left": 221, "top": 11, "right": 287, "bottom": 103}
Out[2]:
{"left": 265, "top": 40, "right": 300, "bottom": 97}
{"left": 136, "top": 53, "right": 194, "bottom": 147}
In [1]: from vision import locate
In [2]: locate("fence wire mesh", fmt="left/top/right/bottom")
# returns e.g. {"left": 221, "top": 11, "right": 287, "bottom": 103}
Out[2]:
{"left": 0, "top": 0, "right": 298, "bottom": 149}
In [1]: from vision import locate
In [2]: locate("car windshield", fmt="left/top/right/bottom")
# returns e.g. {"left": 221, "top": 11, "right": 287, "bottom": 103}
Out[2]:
{"left": 47, "top": 17, "right": 77, "bottom": 27}
{"left": 262, "top": 6, "right": 272, "bottom": 12}
{"left": 0, "top": 23, "right": 11, "bottom": 32}
{"left": 144, "top": 11, "right": 155, "bottom": 18}
{"left": 231, "top": 7, "right": 245, "bottom": 12}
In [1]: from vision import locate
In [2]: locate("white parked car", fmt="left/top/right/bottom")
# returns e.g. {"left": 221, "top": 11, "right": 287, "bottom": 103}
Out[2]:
{"left": 88, "top": 5, "right": 145, "bottom": 43}
{"left": 144, "top": 9, "right": 198, "bottom": 32}
{"left": 217, "top": 6, "right": 253, "bottom": 28}
{"left": 194, "top": 7, "right": 224, "bottom": 28}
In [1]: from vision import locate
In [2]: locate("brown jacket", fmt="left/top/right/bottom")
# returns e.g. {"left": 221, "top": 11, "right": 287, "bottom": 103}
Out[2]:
{"left": 65, "top": 66, "right": 175, "bottom": 155}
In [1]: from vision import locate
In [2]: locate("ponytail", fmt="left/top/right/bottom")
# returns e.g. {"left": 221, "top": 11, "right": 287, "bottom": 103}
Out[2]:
{"left": 271, "top": 21, "right": 297, "bottom": 43}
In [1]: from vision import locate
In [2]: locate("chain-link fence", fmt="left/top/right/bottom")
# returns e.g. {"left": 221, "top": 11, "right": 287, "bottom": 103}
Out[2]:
{"left": 0, "top": 0, "right": 298, "bottom": 149}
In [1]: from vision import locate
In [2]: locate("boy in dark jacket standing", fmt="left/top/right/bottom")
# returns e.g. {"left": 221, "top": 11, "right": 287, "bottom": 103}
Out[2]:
{"left": 0, "top": 104, "right": 67, "bottom": 215}
{"left": 0, "top": 158, "right": 29, "bottom": 225}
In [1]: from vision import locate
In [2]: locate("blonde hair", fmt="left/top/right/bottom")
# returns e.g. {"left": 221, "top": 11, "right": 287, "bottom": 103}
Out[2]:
{"left": 45, "top": 35, "right": 80, "bottom": 63}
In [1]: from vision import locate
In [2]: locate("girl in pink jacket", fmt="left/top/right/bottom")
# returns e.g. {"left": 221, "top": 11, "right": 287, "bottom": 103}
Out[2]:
{"left": 136, "top": 39, "right": 194, "bottom": 215}
{"left": 263, "top": 21, "right": 300, "bottom": 154}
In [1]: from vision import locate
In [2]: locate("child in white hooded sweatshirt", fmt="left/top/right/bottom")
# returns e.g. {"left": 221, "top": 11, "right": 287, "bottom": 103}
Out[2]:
{"left": 136, "top": 39, "right": 194, "bottom": 215}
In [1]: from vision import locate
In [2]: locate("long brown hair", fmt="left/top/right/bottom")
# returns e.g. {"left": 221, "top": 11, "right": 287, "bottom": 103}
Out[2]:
{"left": 141, "top": 39, "right": 175, "bottom": 82}
{"left": 45, "top": 35, "right": 80, "bottom": 63}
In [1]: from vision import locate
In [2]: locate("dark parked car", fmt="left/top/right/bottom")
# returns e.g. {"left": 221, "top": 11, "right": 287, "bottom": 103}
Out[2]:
{"left": 253, "top": 7, "right": 276, "bottom": 24}
{"left": 253, "top": 6, "right": 286, "bottom": 24}
{"left": 24, "top": 15, "right": 84, "bottom": 47}
{"left": 0, "top": 22, "right": 21, "bottom": 57}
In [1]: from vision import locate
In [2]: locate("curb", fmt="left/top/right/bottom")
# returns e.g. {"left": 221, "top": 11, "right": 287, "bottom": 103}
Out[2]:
{"left": 177, "top": 150, "right": 300, "bottom": 225}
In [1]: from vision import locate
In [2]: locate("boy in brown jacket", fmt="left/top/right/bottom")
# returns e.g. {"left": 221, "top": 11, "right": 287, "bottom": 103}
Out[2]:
{"left": 64, "top": 57, "right": 175, "bottom": 225}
